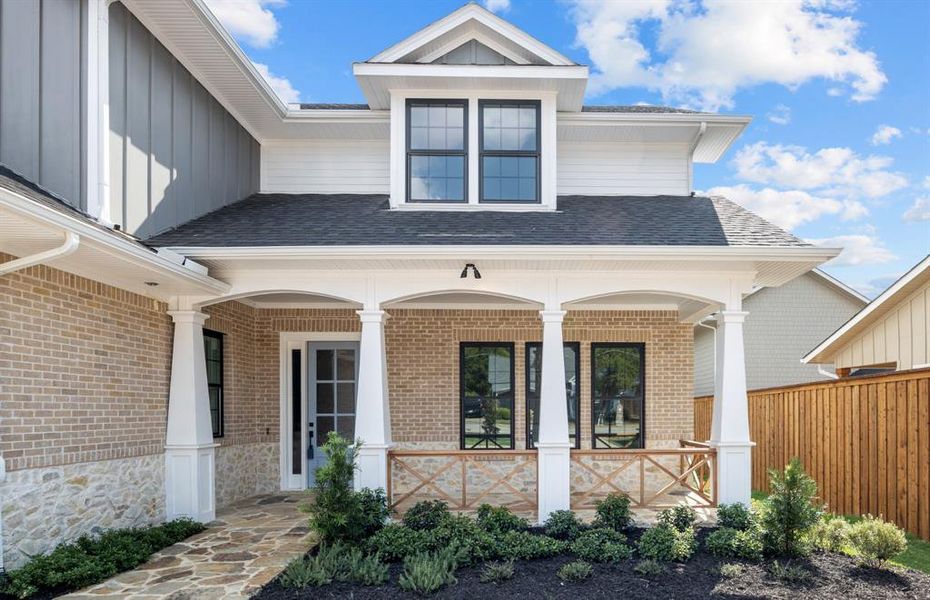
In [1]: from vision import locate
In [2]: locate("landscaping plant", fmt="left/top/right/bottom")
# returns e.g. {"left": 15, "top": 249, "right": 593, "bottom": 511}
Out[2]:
{"left": 403, "top": 499, "right": 451, "bottom": 531}
{"left": 495, "top": 530, "right": 568, "bottom": 560}
{"left": 633, "top": 558, "right": 665, "bottom": 578}
{"left": 658, "top": 505, "right": 697, "bottom": 532}
{"left": 0, "top": 518, "right": 206, "bottom": 599}
{"left": 475, "top": 503, "right": 529, "bottom": 535}
{"left": 718, "top": 562, "right": 745, "bottom": 579}
{"left": 769, "top": 560, "right": 811, "bottom": 583}
{"left": 716, "top": 502, "right": 756, "bottom": 531}
{"left": 810, "top": 516, "right": 852, "bottom": 553}
{"left": 305, "top": 432, "right": 389, "bottom": 543}
{"left": 761, "top": 457, "right": 822, "bottom": 557}
{"left": 398, "top": 546, "right": 464, "bottom": 595}
{"left": 570, "top": 527, "right": 632, "bottom": 563}
{"left": 367, "top": 523, "right": 431, "bottom": 562}
{"left": 592, "top": 492, "right": 633, "bottom": 531}
{"left": 705, "top": 527, "right": 764, "bottom": 561}
{"left": 557, "top": 560, "right": 593, "bottom": 582}
{"left": 544, "top": 509, "right": 586, "bottom": 541}
{"left": 637, "top": 523, "right": 696, "bottom": 562}
{"left": 479, "top": 559, "right": 515, "bottom": 583}
{"left": 848, "top": 515, "right": 908, "bottom": 569}
{"left": 429, "top": 514, "right": 498, "bottom": 564}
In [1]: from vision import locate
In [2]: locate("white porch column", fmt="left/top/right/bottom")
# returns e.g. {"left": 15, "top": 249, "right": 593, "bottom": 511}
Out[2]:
{"left": 709, "top": 310, "right": 754, "bottom": 506}
{"left": 165, "top": 310, "right": 216, "bottom": 522}
{"left": 354, "top": 310, "right": 392, "bottom": 492}
{"left": 536, "top": 310, "right": 571, "bottom": 522}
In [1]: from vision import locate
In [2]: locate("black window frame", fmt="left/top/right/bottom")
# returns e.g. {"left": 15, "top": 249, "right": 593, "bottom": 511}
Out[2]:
{"left": 203, "top": 329, "right": 224, "bottom": 438}
{"left": 406, "top": 99, "right": 469, "bottom": 203}
{"left": 459, "top": 342, "right": 516, "bottom": 450}
{"left": 590, "top": 342, "right": 646, "bottom": 450}
{"left": 525, "top": 341, "right": 581, "bottom": 450}
{"left": 478, "top": 99, "right": 541, "bottom": 204}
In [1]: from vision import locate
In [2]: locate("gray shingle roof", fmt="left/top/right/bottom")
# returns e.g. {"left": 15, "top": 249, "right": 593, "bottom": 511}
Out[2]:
{"left": 145, "top": 194, "right": 808, "bottom": 248}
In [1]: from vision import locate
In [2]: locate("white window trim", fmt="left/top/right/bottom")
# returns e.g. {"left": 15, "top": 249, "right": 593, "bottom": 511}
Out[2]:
{"left": 390, "top": 89, "right": 557, "bottom": 210}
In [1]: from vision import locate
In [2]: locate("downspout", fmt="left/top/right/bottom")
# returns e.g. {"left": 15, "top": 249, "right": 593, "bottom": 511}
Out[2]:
{"left": 697, "top": 316, "right": 716, "bottom": 394}
{"left": 0, "top": 231, "right": 80, "bottom": 275}
{"left": 817, "top": 366, "right": 839, "bottom": 380}
{"left": 688, "top": 122, "right": 707, "bottom": 192}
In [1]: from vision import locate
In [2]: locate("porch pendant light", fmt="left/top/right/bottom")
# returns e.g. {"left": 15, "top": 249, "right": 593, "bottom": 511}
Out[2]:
{"left": 460, "top": 263, "right": 481, "bottom": 279}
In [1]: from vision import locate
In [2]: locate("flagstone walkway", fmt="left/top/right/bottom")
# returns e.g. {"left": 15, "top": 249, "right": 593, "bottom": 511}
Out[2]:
{"left": 63, "top": 493, "right": 314, "bottom": 600}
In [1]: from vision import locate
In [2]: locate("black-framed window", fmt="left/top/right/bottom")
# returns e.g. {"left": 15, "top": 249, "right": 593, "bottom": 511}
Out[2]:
{"left": 406, "top": 99, "right": 467, "bottom": 202}
{"left": 479, "top": 100, "right": 540, "bottom": 203}
{"left": 460, "top": 343, "right": 514, "bottom": 449}
{"left": 203, "top": 329, "right": 224, "bottom": 438}
{"left": 591, "top": 343, "right": 645, "bottom": 449}
{"left": 526, "top": 342, "right": 580, "bottom": 449}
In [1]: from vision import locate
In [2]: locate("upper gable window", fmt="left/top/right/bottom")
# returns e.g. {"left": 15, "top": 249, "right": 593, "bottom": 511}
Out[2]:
{"left": 407, "top": 100, "right": 467, "bottom": 203}
{"left": 479, "top": 100, "right": 540, "bottom": 203}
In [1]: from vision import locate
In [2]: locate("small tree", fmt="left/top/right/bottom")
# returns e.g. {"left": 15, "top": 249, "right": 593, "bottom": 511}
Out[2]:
{"left": 761, "top": 457, "right": 822, "bottom": 557}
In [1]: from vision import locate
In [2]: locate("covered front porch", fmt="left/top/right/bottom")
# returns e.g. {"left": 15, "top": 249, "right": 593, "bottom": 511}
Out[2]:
{"left": 154, "top": 246, "right": 801, "bottom": 524}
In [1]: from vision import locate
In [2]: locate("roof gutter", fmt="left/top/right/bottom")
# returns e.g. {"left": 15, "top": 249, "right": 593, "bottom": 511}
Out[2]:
{"left": 0, "top": 231, "right": 80, "bottom": 275}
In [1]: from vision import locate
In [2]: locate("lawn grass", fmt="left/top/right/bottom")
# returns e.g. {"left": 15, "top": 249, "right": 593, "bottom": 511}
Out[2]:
{"left": 749, "top": 489, "right": 930, "bottom": 576}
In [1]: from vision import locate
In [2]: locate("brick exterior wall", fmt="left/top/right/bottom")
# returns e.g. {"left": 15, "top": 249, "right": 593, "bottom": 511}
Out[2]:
{"left": 0, "top": 253, "right": 172, "bottom": 472}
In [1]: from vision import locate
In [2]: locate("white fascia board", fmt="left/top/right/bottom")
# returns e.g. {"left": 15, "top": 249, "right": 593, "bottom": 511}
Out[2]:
{"left": 166, "top": 244, "right": 840, "bottom": 263}
{"left": 802, "top": 255, "right": 930, "bottom": 364}
{"left": 353, "top": 63, "right": 588, "bottom": 80}
{"left": 282, "top": 109, "right": 390, "bottom": 123}
{"left": 0, "top": 189, "right": 229, "bottom": 295}
{"left": 557, "top": 113, "right": 752, "bottom": 125}
{"left": 368, "top": 4, "right": 575, "bottom": 66}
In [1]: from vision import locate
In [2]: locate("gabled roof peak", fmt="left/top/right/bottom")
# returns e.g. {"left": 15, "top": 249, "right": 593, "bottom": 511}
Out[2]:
{"left": 366, "top": 3, "right": 577, "bottom": 66}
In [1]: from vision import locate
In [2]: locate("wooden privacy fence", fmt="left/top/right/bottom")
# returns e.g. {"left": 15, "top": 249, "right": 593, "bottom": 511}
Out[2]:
{"left": 695, "top": 367, "right": 930, "bottom": 540}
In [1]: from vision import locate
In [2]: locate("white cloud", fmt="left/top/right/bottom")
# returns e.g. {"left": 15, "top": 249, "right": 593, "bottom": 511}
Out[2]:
{"left": 483, "top": 0, "right": 511, "bottom": 13}
{"left": 253, "top": 62, "right": 300, "bottom": 103}
{"left": 570, "top": 0, "right": 887, "bottom": 111}
{"left": 854, "top": 273, "right": 904, "bottom": 298}
{"left": 806, "top": 234, "right": 897, "bottom": 266}
{"left": 870, "top": 124, "right": 902, "bottom": 146}
{"left": 203, "top": 0, "right": 285, "bottom": 48}
{"left": 766, "top": 105, "right": 791, "bottom": 126}
{"left": 706, "top": 184, "right": 865, "bottom": 230}
{"left": 923, "top": 176, "right": 930, "bottom": 189}
{"left": 732, "top": 142, "right": 908, "bottom": 198}
{"left": 903, "top": 197, "right": 930, "bottom": 222}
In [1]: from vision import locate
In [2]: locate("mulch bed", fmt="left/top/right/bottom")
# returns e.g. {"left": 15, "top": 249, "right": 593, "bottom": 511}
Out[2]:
{"left": 254, "top": 548, "right": 930, "bottom": 600}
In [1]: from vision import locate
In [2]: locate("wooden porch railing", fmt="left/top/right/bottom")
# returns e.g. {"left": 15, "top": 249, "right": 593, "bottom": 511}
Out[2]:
{"left": 569, "top": 442, "right": 717, "bottom": 509}
{"left": 387, "top": 450, "right": 538, "bottom": 515}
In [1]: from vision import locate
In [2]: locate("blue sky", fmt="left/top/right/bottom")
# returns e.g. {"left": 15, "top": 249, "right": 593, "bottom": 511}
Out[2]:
{"left": 205, "top": 0, "right": 930, "bottom": 296}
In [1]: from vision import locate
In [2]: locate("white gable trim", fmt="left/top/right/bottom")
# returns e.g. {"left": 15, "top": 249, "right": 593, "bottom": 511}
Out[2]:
{"left": 416, "top": 30, "right": 530, "bottom": 65}
{"left": 368, "top": 4, "right": 575, "bottom": 66}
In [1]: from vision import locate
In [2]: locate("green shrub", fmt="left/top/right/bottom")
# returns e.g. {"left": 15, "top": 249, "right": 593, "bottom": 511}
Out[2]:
{"left": 633, "top": 558, "right": 665, "bottom": 578}
{"left": 705, "top": 527, "right": 764, "bottom": 561}
{"left": 810, "top": 516, "right": 852, "bottom": 553}
{"left": 403, "top": 500, "right": 451, "bottom": 531}
{"left": 278, "top": 542, "right": 388, "bottom": 588}
{"left": 557, "top": 560, "right": 592, "bottom": 582}
{"left": 769, "top": 560, "right": 811, "bottom": 583}
{"left": 717, "top": 503, "right": 755, "bottom": 531}
{"left": 719, "top": 563, "right": 745, "bottom": 579}
{"left": 345, "top": 550, "right": 390, "bottom": 586}
{"left": 279, "top": 555, "right": 332, "bottom": 588}
{"left": 637, "top": 524, "right": 696, "bottom": 562}
{"left": 495, "top": 531, "right": 568, "bottom": 560}
{"left": 479, "top": 560, "right": 515, "bottom": 583}
{"left": 428, "top": 515, "right": 498, "bottom": 564}
{"left": 475, "top": 504, "right": 528, "bottom": 536}
{"left": 0, "top": 519, "right": 206, "bottom": 599}
{"left": 570, "top": 528, "right": 632, "bottom": 563}
{"left": 305, "top": 433, "right": 389, "bottom": 543}
{"left": 544, "top": 510, "right": 585, "bottom": 541}
{"left": 761, "top": 458, "right": 823, "bottom": 557}
{"left": 398, "top": 546, "right": 463, "bottom": 595}
{"left": 367, "top": 523, "right": 431, "bottom": 562}
{"left": 847, "top": 515, "right": 908, "bottom": 569}
{"left": 658, "top": 505, "right": 697, "bottom": 532}
{"left": 592, "top": 493, "right": 633, "bottom": 532}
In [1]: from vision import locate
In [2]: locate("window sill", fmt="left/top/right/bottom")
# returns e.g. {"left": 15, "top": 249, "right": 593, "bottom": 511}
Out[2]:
{"left": 393, "top": 202, "right": 555, "bottom": 212}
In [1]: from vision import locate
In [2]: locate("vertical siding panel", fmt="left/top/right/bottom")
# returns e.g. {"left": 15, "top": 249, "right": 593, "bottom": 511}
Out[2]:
{"left": 251, "top": 138, "right": 261, "bottom": 193}
{"left": 108, "top": 2, "right": 127, "bottom": 228}
{"left": 912, "top": 295, "right": 926, "bottom": 367}
{"left": 149, "top": 41, "right": 174, "bottom": 235}
{"left": 191, "top": 81, "right": 210, "bottom": 218}
{"left": 1, "top": 0, "right": 40, "bottom": 181}
{"left": 209, "top": 96, "right": 224, "bottom": 212}
{"left": 224, "top": 112, "right": 236, "bottom": 208}
{"left": 172, "top": 66, "right": 193, "bottom": 225}
{"left": 39, "top": 0, "right": 82, "bottom": 206}
{"left": 900, "top": 304, "right": 913, "bottom": 370}
{"left": 125, "top": 13, "right": 151, "bottom": 235}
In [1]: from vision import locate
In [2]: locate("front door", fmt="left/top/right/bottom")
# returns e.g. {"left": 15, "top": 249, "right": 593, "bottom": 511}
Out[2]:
{"left": 307, "top": 342, "right": 359, "bottom": 487}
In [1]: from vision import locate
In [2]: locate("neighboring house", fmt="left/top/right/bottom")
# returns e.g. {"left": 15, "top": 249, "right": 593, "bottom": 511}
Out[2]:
{"left": 694, "top": 270, "right": 868, "bottom": 395}
{"left": 804, "top": 255, "right": 930, "bottom": 375}
{"left": 0, "top": 2, "right": 839, "bottom": 569}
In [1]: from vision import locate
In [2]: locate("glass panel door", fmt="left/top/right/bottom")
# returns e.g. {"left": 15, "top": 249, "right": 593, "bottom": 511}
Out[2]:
{"left": 308, "top": 342, "right": 358, "bottom": 487}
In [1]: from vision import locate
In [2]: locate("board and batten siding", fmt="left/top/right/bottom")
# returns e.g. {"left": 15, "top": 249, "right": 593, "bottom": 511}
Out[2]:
{"left": 834, "top": 279, "right": 930, "bottom": 371}
{"left": 108, "top": 2, "right": 260, "bottom": 238}
{"left": 260, "top": 140, "right": 390, "bottom": 195}
{"left": 0, "top": 0, "right": 86, "bottom": 209}
{"left": 557, "top": 142, "right": 690, "bottom": 196}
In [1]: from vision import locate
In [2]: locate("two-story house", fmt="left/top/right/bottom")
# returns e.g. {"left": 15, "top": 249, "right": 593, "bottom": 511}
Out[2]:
{"left": 0, "top": 1, "right": 839, "bottom": 568}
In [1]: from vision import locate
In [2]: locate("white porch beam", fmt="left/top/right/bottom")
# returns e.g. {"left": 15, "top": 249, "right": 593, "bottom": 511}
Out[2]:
{"left": 165, "top": 310, "right": 217, "bottom": 522}
{"left": 353, "top": 309, "right": 392, "bottom": 492}
{"left": 708, "top": 309, "right": 754, "bottom": 506}
{"left": 536, "top": 309, "right": 571, "bottom": 522}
